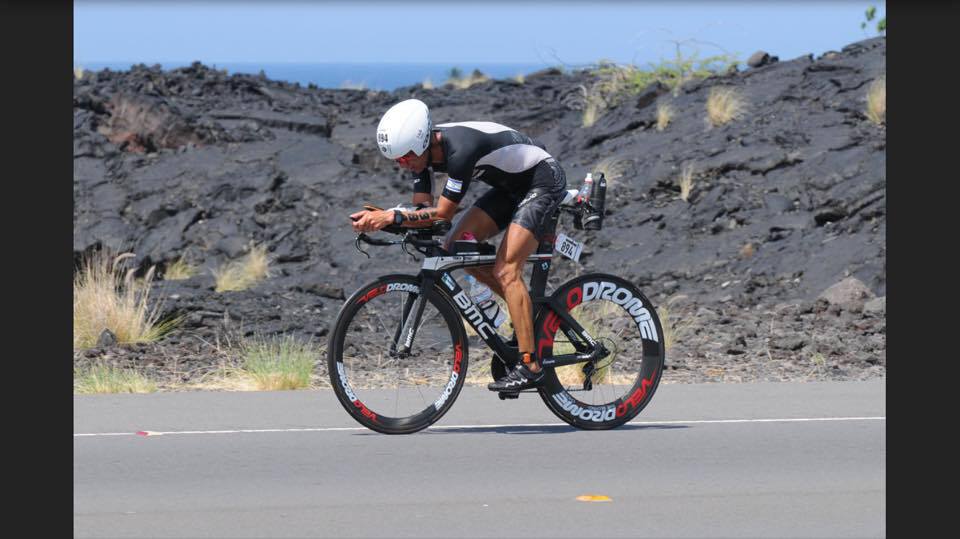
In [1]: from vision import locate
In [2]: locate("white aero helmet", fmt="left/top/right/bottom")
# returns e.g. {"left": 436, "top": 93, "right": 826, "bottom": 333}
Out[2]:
{"left": 376, "top": 98, "right": 432, "bottom": 159}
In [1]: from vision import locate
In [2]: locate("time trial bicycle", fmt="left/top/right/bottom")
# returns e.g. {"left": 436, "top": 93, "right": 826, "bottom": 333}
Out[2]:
{"left": 328, "top": 174, "right": 665, "bottom": 434}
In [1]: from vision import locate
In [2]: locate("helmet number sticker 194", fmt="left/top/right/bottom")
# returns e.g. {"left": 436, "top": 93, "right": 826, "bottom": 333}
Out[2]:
{"left": 555, "top": 232, "right": 584, "bottom": 263}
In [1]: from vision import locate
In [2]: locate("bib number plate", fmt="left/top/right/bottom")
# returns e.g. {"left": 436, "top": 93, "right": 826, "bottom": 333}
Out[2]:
{"left": 555, "top": 232, "right": 584, "bottom": 263}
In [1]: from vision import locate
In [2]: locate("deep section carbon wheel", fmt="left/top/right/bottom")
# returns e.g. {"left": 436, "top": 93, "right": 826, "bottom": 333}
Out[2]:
{"left": 328, "top": 275, "right": 468, "bottom": 434}
{"left": 534, "top": 273, "right": 665, "bottom": 429}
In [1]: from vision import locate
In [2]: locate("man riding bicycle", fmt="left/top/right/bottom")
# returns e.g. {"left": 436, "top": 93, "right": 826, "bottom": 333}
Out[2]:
{"left": 349, "top": 98, "right": 568, "bottom": 392}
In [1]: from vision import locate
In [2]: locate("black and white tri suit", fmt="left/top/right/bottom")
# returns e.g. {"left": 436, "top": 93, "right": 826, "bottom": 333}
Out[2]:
{"left": 412, "top": 121, "right": 567, "bottom": 239}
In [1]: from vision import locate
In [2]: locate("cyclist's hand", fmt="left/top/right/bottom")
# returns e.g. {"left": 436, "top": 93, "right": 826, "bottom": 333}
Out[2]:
{"left": 350, "top": 209, "right": 394, "bottom": 233}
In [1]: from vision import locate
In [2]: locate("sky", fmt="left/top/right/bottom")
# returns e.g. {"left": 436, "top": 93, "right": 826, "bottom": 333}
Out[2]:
{"left": 74, "top": 1, "right": 886, "bottom": 68}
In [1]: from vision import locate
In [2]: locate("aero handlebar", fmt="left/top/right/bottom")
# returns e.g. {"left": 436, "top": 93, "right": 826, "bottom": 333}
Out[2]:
{"left": 354, "top": 219, "right": 452, "bottom": 258}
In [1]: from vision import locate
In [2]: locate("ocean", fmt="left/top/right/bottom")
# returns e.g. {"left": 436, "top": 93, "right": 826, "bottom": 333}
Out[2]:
{"left": 79, "top": 61, "right": 558, "bottom": 91}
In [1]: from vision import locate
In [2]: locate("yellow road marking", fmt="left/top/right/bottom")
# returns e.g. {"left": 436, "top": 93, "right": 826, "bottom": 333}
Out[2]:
{"left": 576, "top": 495, "right": 612, "bottom": 502}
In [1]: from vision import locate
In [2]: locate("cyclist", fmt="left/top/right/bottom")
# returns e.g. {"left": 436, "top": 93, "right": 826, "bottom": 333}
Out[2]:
{"left": 350, "top": 98, "right": 568, "bottom": 392}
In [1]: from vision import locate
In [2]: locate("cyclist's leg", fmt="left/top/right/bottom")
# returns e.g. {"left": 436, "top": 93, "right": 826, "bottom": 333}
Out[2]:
{"left": 447, "top": 188, "right": 517, "bottom": 297}
{"left": 494, "top": 159, "right": 568, "bottom": 372}
{"left": 493, "top": 223, "right": 541, "bottom": 369}
{"left": 445, "top": 205, "right": 501, "bottom": 249}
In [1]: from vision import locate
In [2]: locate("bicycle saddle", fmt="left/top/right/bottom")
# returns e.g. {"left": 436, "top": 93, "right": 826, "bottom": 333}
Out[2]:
{"left": 451, "top": 240, "right": 495, "bottom": 256}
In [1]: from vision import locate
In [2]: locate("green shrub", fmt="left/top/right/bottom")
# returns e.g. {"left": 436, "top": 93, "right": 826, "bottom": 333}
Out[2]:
{"left": 580, "top": 49, "right": 739, "bottom": 126}
{"left": 240, "top": 334, "right": 318, "bottom": 390}
{"left": 861, "top": 5, "right": 887, "bottom": 34}
{"left": 74, "top": 363, "right": 157, "bottom": 394}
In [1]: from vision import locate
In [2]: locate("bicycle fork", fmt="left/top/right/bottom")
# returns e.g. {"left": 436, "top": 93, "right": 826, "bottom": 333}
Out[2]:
{"left": 390, "top": 292, "right": 426, "bottom": 358}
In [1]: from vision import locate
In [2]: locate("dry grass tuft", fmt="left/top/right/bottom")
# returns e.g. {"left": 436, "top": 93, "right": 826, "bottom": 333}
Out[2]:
{"left": 705, "top": 86, "right": 747, "bottom": 127}
{"left": 739, "top": 243, "right": 755, "bottom": 259}
{"left": 704, "top": 367, "right": 725, "bottom": 378}
{"left": 239, "top": 334, "right": 318, "bottom": 390}
{"left": 446, "top": 70, "right": 490, "bottom": 90}
{"left": 656, "top": 102, "right": 674, "bottom": 131}
{"left": 656, "top": 295, "right": 693, "bottom": 352}
{"left": 513, "top": 73, "right": 526, "bottom": 84}
{"left": 582, "top": 100, "right": 600, "bottom": 128}
{"left": 74, "top": 250, "right": 180, "bottom": 349}
{"left": 656, "top": 304, "right": 677, "bottom": 352}
{"left": 421, "top": 77, "right": 434, "bottom": 90}
{"left": 164, "top": 255, "right": 197, "bottom": 280}
{"left": 185, "top": 369, "right": 262, "bottom": 391}
{"left": 464, "top": 369, "right": 493, "bottom": 386}
{"left": 339, "top": 80, "right": 367, "bottom": 90}
{"left": 179, "top": 345, "right": 261, "bottom": 391}
{"left": 74, "top": 363, "right": 157, "bottom": 394}
{"left": 213, "top": 244, "right": 271, "bottom": 292}
{"left": 678, "top": 163, "right": 695, "bottom": 202}
{"left": 866, "top": 77, "right": 885, "bottom": 125}
{"left": 579, "top": 82, "right": 612, "bottom": 128}
{"left": 591, "top": 154, "right": 632, "bottom": 191}
{"left": 74, "top": 66, "right": 85, "bottom": 80}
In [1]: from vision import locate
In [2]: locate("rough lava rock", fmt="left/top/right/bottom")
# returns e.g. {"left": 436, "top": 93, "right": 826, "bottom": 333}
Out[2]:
{"left": 863, "top": 296, "right": 886, "bottom": 316}
{"left": 747, "top": 51, "right": 779, "bottom": 68}
{"left": 73, "top": 38, "right": 886, "bottom": 388}
{"left": 818, "top": 276, "right": 876, "bottom": 311}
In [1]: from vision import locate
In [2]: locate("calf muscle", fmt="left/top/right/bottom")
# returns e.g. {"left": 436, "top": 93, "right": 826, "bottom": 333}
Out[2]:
{"left": 495, "top": 224, "right": 540, "bottom": 367}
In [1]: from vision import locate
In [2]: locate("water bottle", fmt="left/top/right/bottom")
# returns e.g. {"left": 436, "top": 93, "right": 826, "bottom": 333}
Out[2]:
{"left": 465, "top": 274, "right": 507, "bottom": 328}
{"left": 577, "top": 173, "right": 594, "bottom": 204}
{"left": 583, "top": 173, "right": 606, "bottom": 230}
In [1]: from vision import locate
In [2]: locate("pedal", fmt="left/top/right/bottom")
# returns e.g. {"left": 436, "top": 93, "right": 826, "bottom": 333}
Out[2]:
{"left": 490, "top": 352, "right": 518, "bottom": 383}
{"left": 498, "top": 392, "right": 520, "bottom": 400}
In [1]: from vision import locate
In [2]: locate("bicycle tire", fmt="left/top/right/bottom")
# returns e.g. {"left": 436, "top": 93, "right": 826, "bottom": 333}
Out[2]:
{"left": 534, "top": 273, "right": 665, "bottom": 430}
{"left": 328, "top": 274, "right": 468, "bottom": 434}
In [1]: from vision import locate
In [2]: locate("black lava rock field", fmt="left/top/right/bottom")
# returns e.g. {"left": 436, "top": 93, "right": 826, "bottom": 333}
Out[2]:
{"left": 73, "top": 37, "right": 885, "bottom": 388}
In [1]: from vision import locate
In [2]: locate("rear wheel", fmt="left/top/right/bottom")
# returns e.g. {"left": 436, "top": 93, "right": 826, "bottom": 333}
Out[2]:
{"left": 535, "top": 273, "right": 665, "bottom": 429}
{"left": 328, "top": 275, "right": 468, "bottom": 434}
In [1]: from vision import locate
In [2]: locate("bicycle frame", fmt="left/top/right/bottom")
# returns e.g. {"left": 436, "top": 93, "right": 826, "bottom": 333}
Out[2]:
{"left": 391, "top": 209, "right": 608, "bottom": 369}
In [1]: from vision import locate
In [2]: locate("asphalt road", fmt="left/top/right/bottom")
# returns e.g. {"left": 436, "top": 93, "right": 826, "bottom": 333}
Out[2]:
{"left": 74, "top": 380, "right": 885, "bottom": 538}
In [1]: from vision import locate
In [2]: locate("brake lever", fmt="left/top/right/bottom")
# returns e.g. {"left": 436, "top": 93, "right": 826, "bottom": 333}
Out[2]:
{"left": 400, "top": 238, "right": 419, "bottom": 263}
{"left": 354, "top": 234, "right": 371, "bottom": 258}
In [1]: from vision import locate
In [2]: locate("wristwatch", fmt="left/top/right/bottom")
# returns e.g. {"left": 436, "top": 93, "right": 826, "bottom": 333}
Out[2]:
{"left": 393, "top": 209, "right": 403, "bottom": 225}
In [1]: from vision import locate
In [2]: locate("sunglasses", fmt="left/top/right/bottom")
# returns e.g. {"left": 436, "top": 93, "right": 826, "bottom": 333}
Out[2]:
{"left": 395, "top": 152, "right": 416, "bottom": 166}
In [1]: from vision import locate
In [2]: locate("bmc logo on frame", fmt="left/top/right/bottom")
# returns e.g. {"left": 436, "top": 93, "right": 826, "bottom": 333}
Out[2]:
{"left": 452, "top": 291, "right": 497, "bottom": 339}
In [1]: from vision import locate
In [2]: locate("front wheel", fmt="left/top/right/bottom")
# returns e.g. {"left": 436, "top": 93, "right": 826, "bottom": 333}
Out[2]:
{"left": 535, "top": 273, "right": 665, "bottom": 430}
{"left": 328, "top": 274, "right": 468, "bottom": 434}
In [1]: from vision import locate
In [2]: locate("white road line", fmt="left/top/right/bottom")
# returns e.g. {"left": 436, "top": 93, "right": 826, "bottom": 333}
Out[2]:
{"left": 73, "top": 416, "right": 885, "bottom": 438}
